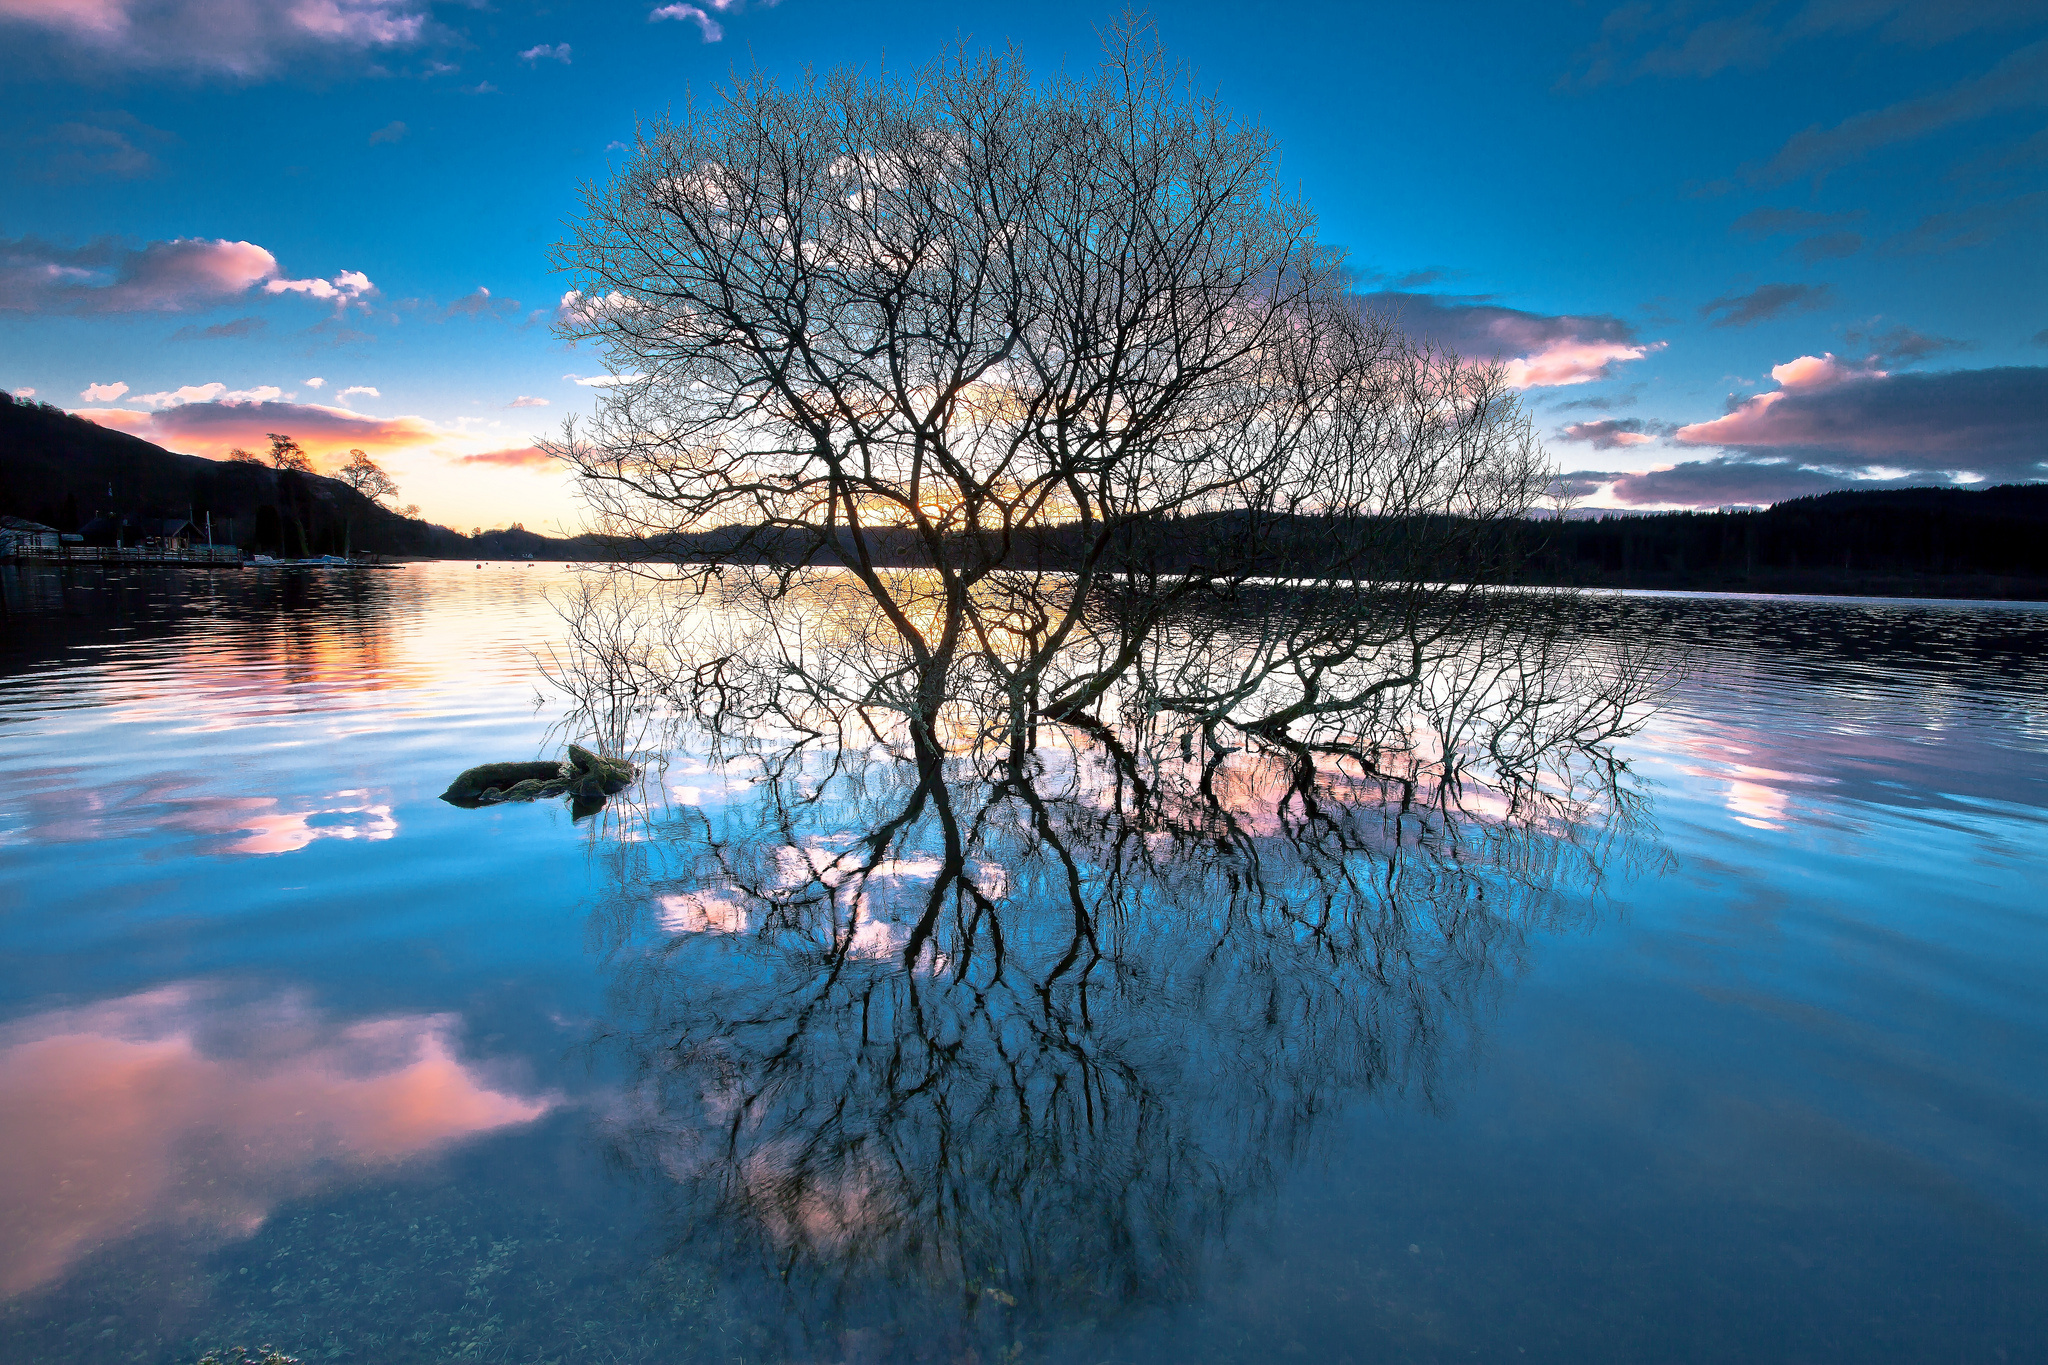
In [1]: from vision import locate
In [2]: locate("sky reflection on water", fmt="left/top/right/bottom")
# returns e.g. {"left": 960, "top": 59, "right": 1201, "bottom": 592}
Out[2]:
{"left": 0, "top": 564, "right": 2043, "bottom": 1364}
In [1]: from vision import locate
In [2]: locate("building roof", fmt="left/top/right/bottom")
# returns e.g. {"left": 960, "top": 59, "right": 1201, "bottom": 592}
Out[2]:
{"left": 0, "top": 516, "right": 58, "bottom": 534}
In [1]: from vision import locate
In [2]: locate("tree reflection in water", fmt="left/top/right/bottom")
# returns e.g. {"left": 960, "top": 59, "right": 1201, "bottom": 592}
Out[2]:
{"left": 558, "top": 579, "right": 1670, "bottom": 1357}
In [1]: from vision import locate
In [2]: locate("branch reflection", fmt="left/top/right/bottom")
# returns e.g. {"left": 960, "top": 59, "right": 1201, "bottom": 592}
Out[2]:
{"left": 566, "top": 581, "right": 1670, "bottom": 1354}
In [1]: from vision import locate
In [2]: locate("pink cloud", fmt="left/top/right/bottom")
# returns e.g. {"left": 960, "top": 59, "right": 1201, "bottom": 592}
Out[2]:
{"left": 459, "top": 445, "right": 552, "bottom": 469}
{"left": 1505, "top": 339, "right": 1664, "bottom": 388}
{"left": 0, "top": 0, "right": 427, "bottom": 74}
{"left": 1, "top": 235, "right": 278, "bottom": 314}
{"left": 1675, "top": 352, "right": 1887, "bottom": 446}
{"left": 1666, "top": 361, "right": 2048, "bottom": 484}
{"left": 0, "top": 986, "right": 548, "bottom": 1296}
{"left": 80, "top": 397, "right": 445, "bottom": 462}
{"left": 287, "top": 0, "right": 421, "bottom": 46}
{"left": 79, "top": 379, "right": 128, "bottom": 401}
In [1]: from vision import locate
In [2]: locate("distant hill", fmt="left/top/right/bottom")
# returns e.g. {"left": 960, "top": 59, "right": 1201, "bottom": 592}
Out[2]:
{"left": 0, "top": 391, "right": 595, "bottom": 559}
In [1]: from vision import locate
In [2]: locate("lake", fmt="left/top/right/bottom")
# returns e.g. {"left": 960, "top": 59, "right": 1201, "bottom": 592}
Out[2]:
{"left": 1, "top": 562, "right": 2043, "bottom": 1364}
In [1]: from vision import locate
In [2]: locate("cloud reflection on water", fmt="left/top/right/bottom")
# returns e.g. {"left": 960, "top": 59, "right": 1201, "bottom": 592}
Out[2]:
{"left": 0, "top": 985, "right": 550, "bottom": 1298}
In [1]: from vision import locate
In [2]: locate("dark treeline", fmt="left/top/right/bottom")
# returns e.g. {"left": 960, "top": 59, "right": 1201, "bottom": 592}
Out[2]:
{"left": 7, "top": 392, "right": 2042, "bottom": 594}
{"left": 643, "top": 487, "right": 2048, "bottom": 600}
{"left": 1525, "top": 485, "right": 2048, "bottom": 598}
{"left": 0, "top": 393, "right": 599, "bottom": 560}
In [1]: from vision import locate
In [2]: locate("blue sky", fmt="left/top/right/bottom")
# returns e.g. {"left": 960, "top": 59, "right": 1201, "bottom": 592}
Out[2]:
{"left": 3, "top": 0, "right": 2044, "bottom": 531}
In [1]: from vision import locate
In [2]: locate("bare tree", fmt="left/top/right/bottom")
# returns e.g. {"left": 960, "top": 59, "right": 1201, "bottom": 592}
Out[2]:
{"left": 551, "top": 22, "right": 1548, "bottom": 765}
{"left": 336, "top": 448, "right": 399, "bottom": 505}
{"left": 227, "top": 446, "right": 264, "bottom": 465}
{"left": 333, "top": 448, "right": 400, "bottom": 558}
{"left": 265, "top": 432, "right": 312, "bottom": 473}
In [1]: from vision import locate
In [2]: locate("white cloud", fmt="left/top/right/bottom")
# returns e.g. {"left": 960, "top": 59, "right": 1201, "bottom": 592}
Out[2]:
{"left": 508, "top": 395, "right": 548, "bottom": 407}
{"left": 138, "top": 381, "right": 225, "bottom": 407}
{"left": 263, "top": 269, "right": 374, "bottom": 305}
{"left": 650, "top": 3, "right": 721, "bottom": 41}
{"left": 14, "top": 387, "right": 34, "bottom": 397}
{"left": 518, "top": 42, "right": 570, "bottom": 63}
{"left": 127, "top": 381, "right": 285, "bottom": 409}
{"left": 563, "top": 372, "right": 645, "bottom": 387}
{"left": 80, "top": 380, "right": 128, "bottom": 401}
{"left": 303, "top": 376, "right": 325, "bottom": 388}
{"left": 337, "top": 385, "right": 381, "bottom": 402}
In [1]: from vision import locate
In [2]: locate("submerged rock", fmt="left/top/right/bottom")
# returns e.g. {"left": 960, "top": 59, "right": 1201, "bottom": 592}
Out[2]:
{"left": 441, "top": 747, "right": 637, "bottom": 812}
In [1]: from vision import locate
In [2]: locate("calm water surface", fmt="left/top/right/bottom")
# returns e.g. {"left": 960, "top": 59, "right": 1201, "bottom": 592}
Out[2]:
{"left": 1, "top": 563, "right": 2042, "bottom": 1363}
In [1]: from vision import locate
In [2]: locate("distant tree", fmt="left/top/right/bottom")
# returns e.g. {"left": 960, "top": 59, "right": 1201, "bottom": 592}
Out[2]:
{"left": 266, "top": 433, "right": 312, "bottom": 473}
{"left": 336, "top": 449, "right": 400, "bottom": 505}
{"left": 399, "top": 503, "right": 422, "bottom": 520}
{"left": 332, "top": 448, "right": 399, "bottom": 558}
{"left": 228, "top": 447, "right": 264, "bottom": 465}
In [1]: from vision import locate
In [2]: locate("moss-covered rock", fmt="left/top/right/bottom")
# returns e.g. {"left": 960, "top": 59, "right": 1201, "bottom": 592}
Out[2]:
{"left": 566, "top": 743, "right": 635, "bottom": 793}
{"left": 440, "top": 760, "right": 565, "bottom": 805}
{"left": 440, "top": 747, "right": 636, "bottom": 812}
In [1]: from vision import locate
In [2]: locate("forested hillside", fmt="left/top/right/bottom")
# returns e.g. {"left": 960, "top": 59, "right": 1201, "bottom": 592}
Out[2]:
{"left": 0, "top": 392, "right": 594, "bottom": 560}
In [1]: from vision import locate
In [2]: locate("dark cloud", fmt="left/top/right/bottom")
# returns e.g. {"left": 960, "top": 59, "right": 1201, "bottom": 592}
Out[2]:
{"left": 1567, "top": 1, "right": 2048, "bottom": 88}
{"left": 1793, "top": 231, "right": 1863, "bottom": 263}
{"left": 1557, "top": 417, "right": 1662, "bottom": 450}
{"left": 1546, "top": 470, "right": 1622, "bottom": 501}
{"left": 2033, "top": 328, "right": 2048, "bottom": 348}
{"left": 444, "top": 287, "right": 519, "bottom": 321}
{"left": 1699, "top": 282, "right": 1834, "bottom": 327}
{"left": 29, "top": 113, "right": 176, "bottom": 181}
{"left": 1606, "top": 459, "right": 1872, "bottom": 507}
{"left": 1676, "top": 365, "right": 2048, "bottom": 482}
{"left": 1548, "top": 390, "right": 1640, "bottom": 411}
{"left": 1356, "top": 291, "right": 1631, "bottom": 352}
{"left": 170, "top": 316, "right": 267, "bottom": 341}
{"left": 1350, "top": 290, "right": 1655, "bottom": 385}
{"left": 1843, "top": 321, "right": 1969, "bottom": 364}
{"left": 1880, "top": 192, "right": 2047, "bottom": 254}
{"left": 1730, "top": 206, "right": 1862, "bottom": 239}
{"left": 1755, "top": 38, "right": 2048, "bottom": 183}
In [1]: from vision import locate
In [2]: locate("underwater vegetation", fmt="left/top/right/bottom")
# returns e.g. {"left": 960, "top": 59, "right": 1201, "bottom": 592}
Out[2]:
{"left": 1, "top": 1133, "right": 746, "bottom": 1365}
